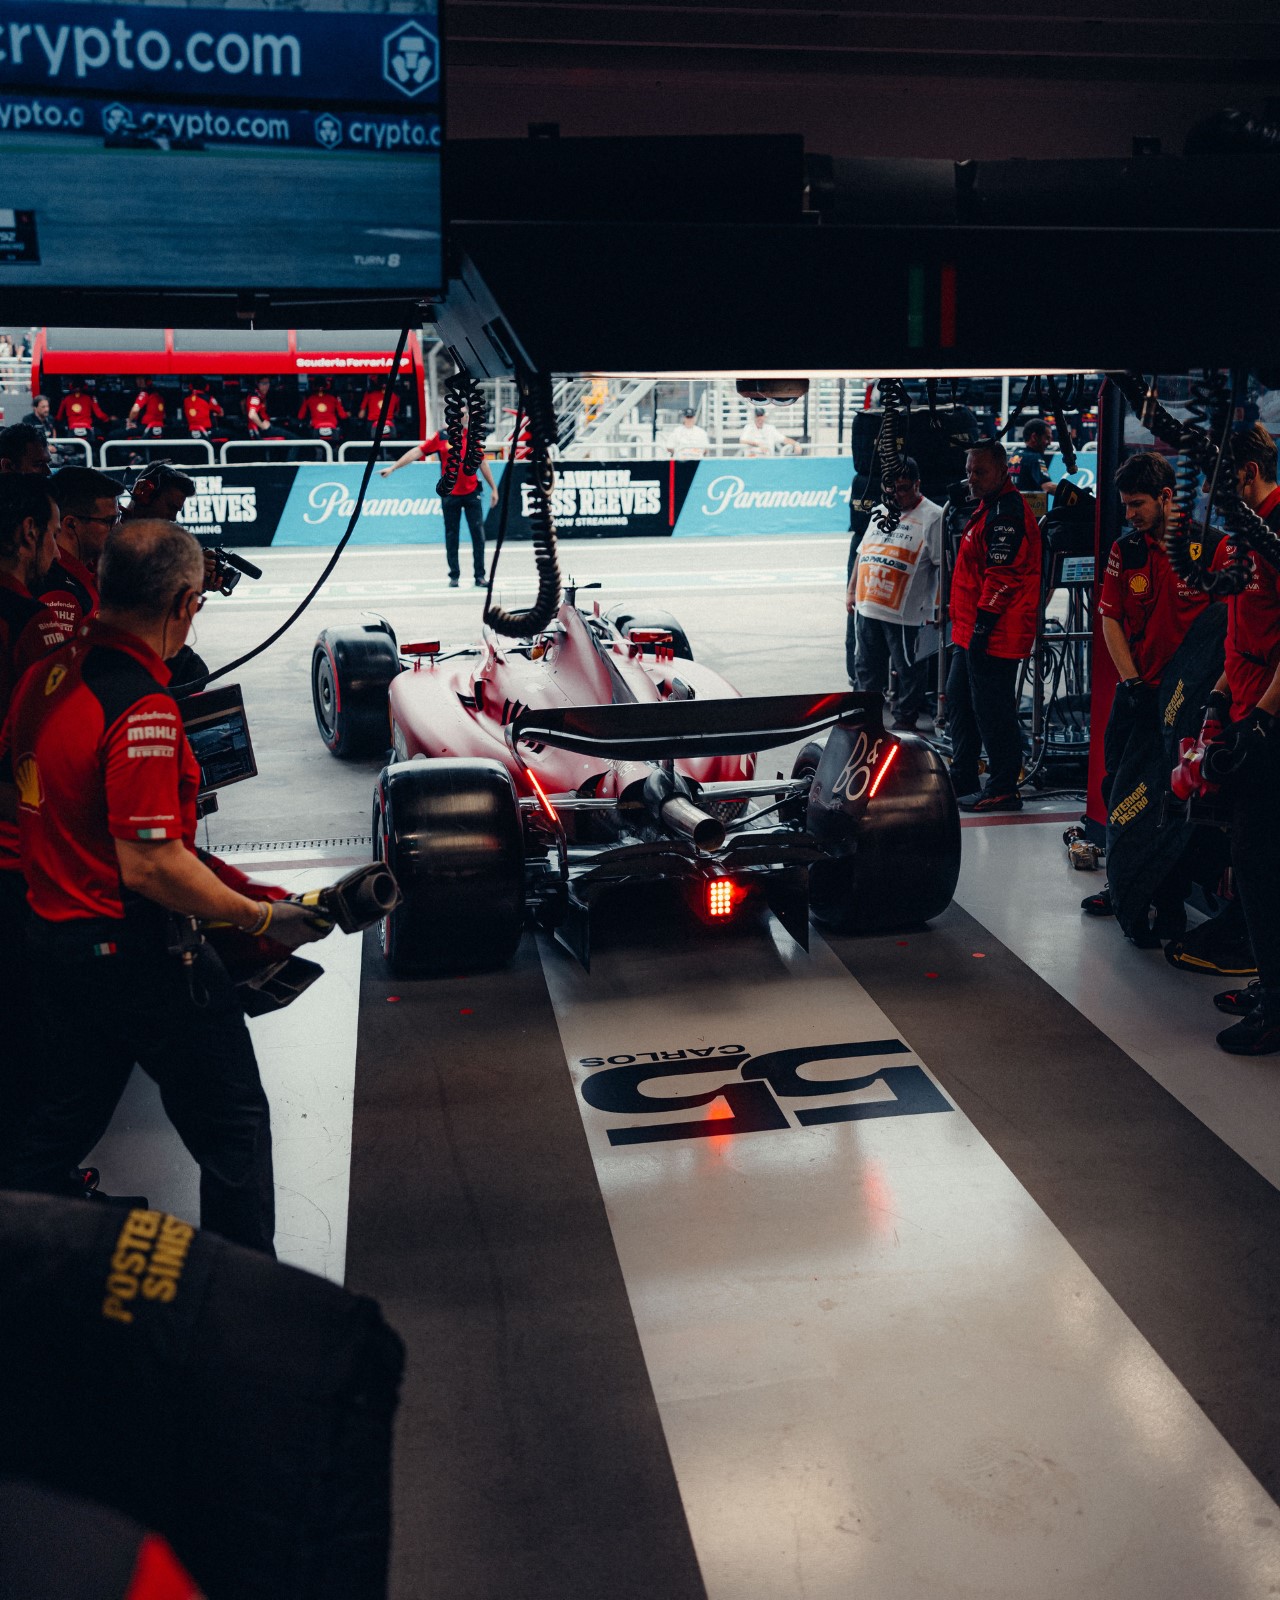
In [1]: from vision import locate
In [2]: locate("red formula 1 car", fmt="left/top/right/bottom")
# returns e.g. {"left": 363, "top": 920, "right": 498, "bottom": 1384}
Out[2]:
{"left": 311, "top": 586, "right": 960, "bottom": 975}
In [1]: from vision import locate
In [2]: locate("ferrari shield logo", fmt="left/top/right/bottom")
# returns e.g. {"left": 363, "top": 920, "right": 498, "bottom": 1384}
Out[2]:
{"left": 44, "top": 663, "right": 66, "bottom": 695}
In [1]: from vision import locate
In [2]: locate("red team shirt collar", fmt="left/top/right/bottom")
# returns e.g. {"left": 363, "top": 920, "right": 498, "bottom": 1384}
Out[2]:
{"left": 80, "top": 618, "right": 173, "bottom": 686}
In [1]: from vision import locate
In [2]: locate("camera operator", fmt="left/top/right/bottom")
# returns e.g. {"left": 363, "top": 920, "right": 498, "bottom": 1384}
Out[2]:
{"left": 0, "top": 423, "right": 51, "bottom": 477}
{"left": 1082, "top": 451, "right": 1215, "bottom": 928}
{"left": 35, "top": 466, "right": 123, "bottom": 646}
{"left": 946, "top": 438, "right": 1043, "bottom": 812}
{"left": 1198, "top": 424, "right": 1280, "bottom": 1053}
{"left": 0, "top": 477, "right": 61, "bottom": 1170}
{"left": 0, "top": 519, "right": 330, "bottom": 1251}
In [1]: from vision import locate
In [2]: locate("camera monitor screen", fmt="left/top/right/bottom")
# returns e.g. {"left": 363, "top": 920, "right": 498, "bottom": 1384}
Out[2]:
{"left": 181, "top": 682, "right": 257, "bottom": 795}
{"left": 0, "top": 0, "right": 441, "bottom": 300}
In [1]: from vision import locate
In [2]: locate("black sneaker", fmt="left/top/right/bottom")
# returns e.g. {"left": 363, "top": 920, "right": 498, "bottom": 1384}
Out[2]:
{"left": 1081, "top": 885, "right": 1113, "bottom": 916}
{"left": 448, "top": 576, "right": 460, "bottom": 588}
{"left": 1217, "top": 1004, "right": 1280, "bottom": 1055}
{"left": 958, "top": 791, "right": 1023, "bottom": 814}
{"left": 474, "top": 576, "right": 486, "bottom": 588}
{"left": 1214, "top": 980, "right": 1262, "bottom": 1016}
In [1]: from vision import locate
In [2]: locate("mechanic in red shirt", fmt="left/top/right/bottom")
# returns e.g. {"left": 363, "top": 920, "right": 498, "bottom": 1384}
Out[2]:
{"left": 381, "top": 406, "right": 497, "bottom": 586}
{"left": 297, "top": 378, "right": 348, "bottom": 439}
{"left": 55, "top": 382, "right": 109, "bottom": 440}
{"left": 128, "top": 381, "right": 169, "bottom": 438}
{"left": 181, "top": 381, "right": 224, "bottom": 439}
{"left": 358, "top": 381, "right": 400, "bottom": 436}
{"left": 1087, "top": 451, "right": 1215, "bottom": 916}
{"left": 0, "top": 519, "right": 329, "bottom": 1248}
{"left": 0, "top": 476, "right": 62, "bottom": 1174}
{"left": 946, "top": 438, "right": 1043, "bottom": 812}
{"left": 34, "top": 465, "right": 122, "bottom": 647}
{"left": 1198, "top": 424, "right": 1280, "bottom": 1053}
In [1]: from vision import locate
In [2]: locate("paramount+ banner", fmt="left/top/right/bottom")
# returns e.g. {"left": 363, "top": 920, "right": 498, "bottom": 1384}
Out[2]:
{"left": 193, "top": 459, "right": 869, "bottom": 548}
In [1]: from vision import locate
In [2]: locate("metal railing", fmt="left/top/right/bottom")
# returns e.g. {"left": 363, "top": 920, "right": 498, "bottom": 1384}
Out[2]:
{"left": 49, "top": 437, "right": 92, "bottom": 467}
{"left": 102, "top": 437, "right": 214, "bottom": 469}
{"left": 338, "top": 440, "right": 403, "bottom": 462}
{"left": 220, "top": 438, "right": 333, "bottom": 464}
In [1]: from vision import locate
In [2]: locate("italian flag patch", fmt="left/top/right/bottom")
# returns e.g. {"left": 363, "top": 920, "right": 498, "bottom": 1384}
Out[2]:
{"left": 137, "top": 828, "right": 167, "bottom": 840}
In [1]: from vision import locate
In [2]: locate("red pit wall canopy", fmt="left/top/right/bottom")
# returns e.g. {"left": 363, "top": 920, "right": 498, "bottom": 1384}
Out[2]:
{"left": 33, "top": 327, "right": 426, "bottom": 384}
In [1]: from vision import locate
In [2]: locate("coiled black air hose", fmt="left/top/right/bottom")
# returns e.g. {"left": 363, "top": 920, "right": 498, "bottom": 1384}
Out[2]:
{"left": 1107, "top": 369, "right": 1275, "bottom": 594}
{"left": 873, "top": 378, "right": 910, "bottom": 534}
{"left": 436, "top": 372, "right": 487, "bottom": 496}
{"left": 482, "top": 368, "right": 562, "bottom": 637}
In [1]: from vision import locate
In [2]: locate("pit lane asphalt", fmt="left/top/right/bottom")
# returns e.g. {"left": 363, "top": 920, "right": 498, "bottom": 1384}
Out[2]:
{"left": 190, "top": 533, "right": 855, "bottom": 853}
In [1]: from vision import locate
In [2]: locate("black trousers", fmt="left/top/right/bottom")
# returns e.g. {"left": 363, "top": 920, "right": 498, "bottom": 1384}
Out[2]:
{"left": 1230, "top": 731, "right": 1280, "bottom": 994}
{"left": 442, "top": 490, "right": 485, "bottom": 581}
{"left": 854, "top": 616, "right": 927, "bottom": 721}
{"left": 4, "top": 914, "right": 276, "bottom": 1255}
{"left": 0, "top": 870, "right": 36, "bottom": 1172}
{"left": 945, "top": 645, "right": 1024, "bottom": 796}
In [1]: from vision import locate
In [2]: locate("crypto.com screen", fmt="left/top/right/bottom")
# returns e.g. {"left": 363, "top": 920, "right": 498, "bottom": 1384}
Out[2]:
{"left": 0, "top": 0, "right": 441, "bottom": 296}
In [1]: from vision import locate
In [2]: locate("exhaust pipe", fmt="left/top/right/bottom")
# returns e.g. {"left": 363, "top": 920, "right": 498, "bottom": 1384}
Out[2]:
{"left": 642, "top": 769, "right": 726, "bottom": 852}
{"left": 659, "top": 794, "right": 726, "bottom": 852}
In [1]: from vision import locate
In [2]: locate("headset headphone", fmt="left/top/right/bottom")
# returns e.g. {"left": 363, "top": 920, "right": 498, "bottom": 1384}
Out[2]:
{"left": 128, "top": 459, "right": 172, "bottom": 508}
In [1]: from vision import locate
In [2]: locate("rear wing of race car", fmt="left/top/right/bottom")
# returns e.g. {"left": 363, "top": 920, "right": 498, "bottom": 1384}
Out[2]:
{"left": 510, "top": 692, "right": 880, "bottom": 761}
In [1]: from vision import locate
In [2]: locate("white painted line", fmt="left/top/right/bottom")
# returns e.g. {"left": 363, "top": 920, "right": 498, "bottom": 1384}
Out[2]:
{"left": 540, "top": 924, "right": 1280, "bottom": 1599}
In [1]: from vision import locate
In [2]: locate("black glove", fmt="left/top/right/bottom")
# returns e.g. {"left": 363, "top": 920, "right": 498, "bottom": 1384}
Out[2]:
{"left": 1118, "top": 676, "right": 1156, "bottom": 708}
{"left": 257, "top": 899, "right": 335, "bottom": 952}
{"left": 968, "top": 610, "right": 998, "bottom": 658}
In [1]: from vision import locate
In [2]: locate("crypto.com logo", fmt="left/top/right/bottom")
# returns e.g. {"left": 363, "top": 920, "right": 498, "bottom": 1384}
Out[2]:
{"left": 382, "top": 23, "right": 439, "bottom": 99}
{"left": 314, "top": 114, "right": 343, "bottom": 150}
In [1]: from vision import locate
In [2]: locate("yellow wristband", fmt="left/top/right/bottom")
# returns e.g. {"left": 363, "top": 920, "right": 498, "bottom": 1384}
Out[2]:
{"left": 248, "top": 901, "right": 273, "bottom": 937}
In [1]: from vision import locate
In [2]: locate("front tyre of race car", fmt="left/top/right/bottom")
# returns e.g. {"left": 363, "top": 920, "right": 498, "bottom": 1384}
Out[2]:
{"left": 374, "top": 758, "right": 526, "bottom": 977}
{"left": 312, "top": 624, "right": 402, "bottom": 759}
{"left": 604, "top": 603, "right": 695, "bottom": 661}
{"left": 799, "top": 733, "right": 961, "bottom": 933}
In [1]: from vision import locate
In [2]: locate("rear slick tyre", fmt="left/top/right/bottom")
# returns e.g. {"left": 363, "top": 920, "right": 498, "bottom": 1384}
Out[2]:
{"left": 374, "top": 758, "right": 526, "bottom": 978}
{"left": 807, "top": 735, "right": 961, "bottom": 934}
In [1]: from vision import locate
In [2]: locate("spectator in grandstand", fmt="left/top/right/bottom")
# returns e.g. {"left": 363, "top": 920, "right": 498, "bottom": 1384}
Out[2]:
{"left": 1015, "top": 418, "right": 1054, "bottom": 492}
{"left": 181, "top": 381, "right": 224, "bottom": 440}
{"left": 739, "top": 407, "right": 800, "bottom": 457}
{"left": 0, "top": 336, "right": 14, "bottom": 359}
{"left": 21, "top": 397, "right": 55, "bottom": 442}
{"left": 667, "top": 408, "right": 711, "bottom": 460}
{"left": 849, "top": 458, "right": 944, "bottom": 731}
{"left": 0, "top": 424, "right": 51, "bottom": 476}
{"left": 297, "top": 378, "right": 349, "bottom": 441}
{"left": 56, "top": 382, "right": 109, "bottom": 442}
{"left": 358, "top": 382, "right": 401, "bottom": 439}
{"left": 127, "top": 380, "right": 169, "bottom": 439}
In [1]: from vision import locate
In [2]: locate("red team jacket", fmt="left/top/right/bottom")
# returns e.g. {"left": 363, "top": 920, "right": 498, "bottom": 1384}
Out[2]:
{"left": 133, "top": 390, "right": 168, "bottom": 431}
{"left": 1098, "top": 527, "right": 1212, "bottom": 686}
{"left": 298, "top": 393, "right": 348, "bottom": 433}
{"left": 417, "top": 429, "right": 479, "bottom": 494}
{"left": 949, "top": 479, "right": 1043, "bottom": 658}
{"left": 182, "top": 391, "right": 223, "bottom": 434}
{"left": 56, "top": 392, "right": 109, "bottom": 432}
{"left": 3, "top": 620, "right": 200, "bottom": 921}
{"left": 359, "top": 390, "right": 400, "bottom": 427}
{"left": 1212, "top": 485, "right": 1280, "bottom": 720}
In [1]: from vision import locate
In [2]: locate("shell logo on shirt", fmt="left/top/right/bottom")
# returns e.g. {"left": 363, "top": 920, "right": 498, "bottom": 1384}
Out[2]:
{"left": 1128, "top": 573, "right": 1150, "bottom": 595}
{"left": 15, "top": 755, "right": 41, "bottom": 810}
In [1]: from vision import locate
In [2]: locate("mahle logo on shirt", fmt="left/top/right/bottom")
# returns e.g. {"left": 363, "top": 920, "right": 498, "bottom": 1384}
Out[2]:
{"left": 15, "top": 756, "right": 40, "bottom": 810}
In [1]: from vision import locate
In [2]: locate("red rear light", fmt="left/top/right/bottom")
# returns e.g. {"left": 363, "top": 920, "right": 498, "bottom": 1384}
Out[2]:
{"left": 707, "top": 878, "right": 743, "bottom": 919}
{"left": 869, "top": 742, "right": 900, "bottom": 798}
{"left": 527, "top": 769, "right": 560, "bottom": 823}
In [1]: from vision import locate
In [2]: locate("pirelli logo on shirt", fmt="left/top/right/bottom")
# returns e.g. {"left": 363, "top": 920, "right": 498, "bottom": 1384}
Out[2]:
{"left": 125, "top": 710, "right": 179, "bottom": 760}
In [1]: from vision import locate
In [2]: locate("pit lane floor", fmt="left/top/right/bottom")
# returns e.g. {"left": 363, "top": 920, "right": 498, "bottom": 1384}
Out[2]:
{"left": 87, "top": 536, "right": 1280, "bottom": 1597}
